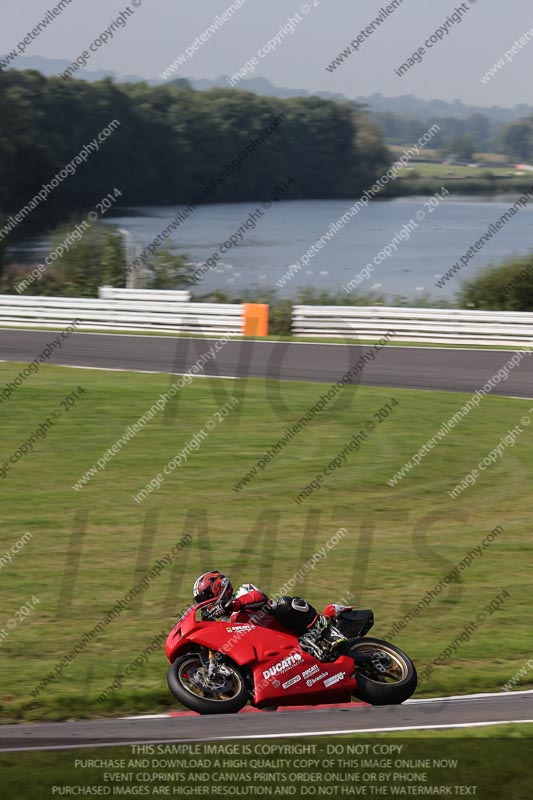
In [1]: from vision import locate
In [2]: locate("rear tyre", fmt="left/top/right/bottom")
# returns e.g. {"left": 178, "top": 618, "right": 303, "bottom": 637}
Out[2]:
{"left": 167, "top": 653, "right": 248, "bottom": 715}
{"left": 347, "top": 636, "right": 417, "bottom": 705}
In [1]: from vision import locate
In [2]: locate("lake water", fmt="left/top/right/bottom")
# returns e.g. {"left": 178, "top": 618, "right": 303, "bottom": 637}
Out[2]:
{"left": 11, "top": 195, "right": 533, "bottom": 302}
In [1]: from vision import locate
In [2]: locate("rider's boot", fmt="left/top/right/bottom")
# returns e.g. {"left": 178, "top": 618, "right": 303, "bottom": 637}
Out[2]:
{"left": 299, "top": 615, "right": 346, "bottom": 660}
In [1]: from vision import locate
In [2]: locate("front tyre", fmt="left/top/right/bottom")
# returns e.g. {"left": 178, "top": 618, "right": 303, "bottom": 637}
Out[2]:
{"left": 348, "top": 637, "right": 417, "bottom": 705}
{"left": 167, "top": 653, "right": 248, "bottom": 715}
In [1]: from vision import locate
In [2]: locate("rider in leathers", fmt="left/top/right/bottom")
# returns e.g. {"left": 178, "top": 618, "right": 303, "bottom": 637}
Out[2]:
{"left": 193, "top": 571, "right": 347, "bottom": 659}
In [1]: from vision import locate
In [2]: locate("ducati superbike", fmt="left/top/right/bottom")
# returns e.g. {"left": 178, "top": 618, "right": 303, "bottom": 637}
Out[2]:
{"left": 166, "top": 599, "right": 417, "bottom": 714}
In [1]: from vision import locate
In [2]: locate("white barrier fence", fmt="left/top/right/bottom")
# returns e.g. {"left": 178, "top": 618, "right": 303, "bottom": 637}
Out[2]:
{"left": 0, "top": 294, "right": 241, "bottom": 335}
{"left": 98, "top": 287, "right": 191, "bottom": 302}
{"left": 293, "top": 305, "right": 533, "bottom": 346}
{"left": 3, "top": 294, "right": 533, "bottom": 344}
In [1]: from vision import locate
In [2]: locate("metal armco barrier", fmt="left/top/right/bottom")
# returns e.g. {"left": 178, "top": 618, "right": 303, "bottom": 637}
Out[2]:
{"left": 98, "top": 287, "right": 191, "bottom": 302}
{"left": 292, "top": 305, "right": 533, "bottom": 346}
{"left": 0, "top": 294, "right": 244, "bottom": 335}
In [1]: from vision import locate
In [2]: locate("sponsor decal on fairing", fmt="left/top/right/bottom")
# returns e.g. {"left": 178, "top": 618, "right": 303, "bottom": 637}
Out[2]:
{"left": 282, "top": 674, "right": 302, "bottom": 689}
{"left": 323, "top": 671, "right": 346, "bottom": 687}
{"left": 262, "top": 652, "right": 303, "bottom": 680}
{"left": 226, "top": 625, "right": 255, "bottom": 632}
{"left": 306, "top": 671, "right": 328, "bottom": 687}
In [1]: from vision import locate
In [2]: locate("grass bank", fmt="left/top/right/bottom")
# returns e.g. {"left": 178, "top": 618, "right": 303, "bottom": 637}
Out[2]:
{"left": 0, "top": 362, "right": 531, "bottom": 721}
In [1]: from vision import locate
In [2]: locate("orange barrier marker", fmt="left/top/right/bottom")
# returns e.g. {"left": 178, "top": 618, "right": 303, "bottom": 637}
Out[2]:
{"left": 242, "top": 303, "right": 269, "bottom": 336}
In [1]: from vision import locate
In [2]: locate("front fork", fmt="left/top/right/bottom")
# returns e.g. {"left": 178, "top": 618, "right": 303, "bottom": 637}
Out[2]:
{"left": 197, "top": 647, "right": 217, "bottom": 671}
{"left": 206, "top": 649, "right": 217, "bottom": 679}
{"left": 199, "top": 647, "right": 232, "bottom": 679}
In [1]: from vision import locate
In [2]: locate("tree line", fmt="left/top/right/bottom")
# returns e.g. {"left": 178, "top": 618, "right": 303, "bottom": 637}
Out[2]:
{"left": 2, "top": 70, "right": 532, "bottom": 311}
{"left": 0, "top": 70, "right": 389, "bottom": 240}
{"left": 372, "top": 110, "right": 533, "bottom": 161}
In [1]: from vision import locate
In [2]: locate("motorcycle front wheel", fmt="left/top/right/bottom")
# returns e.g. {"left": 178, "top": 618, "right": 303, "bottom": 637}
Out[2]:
{"left": 347, "top": 636, "right": 417, "bottom": 705}
{"left": 167, "top": 652, "right": 249, "bottom": 715}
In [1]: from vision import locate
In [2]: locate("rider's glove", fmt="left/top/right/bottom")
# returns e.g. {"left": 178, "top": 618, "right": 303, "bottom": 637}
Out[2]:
{"left": 209, "top": 596, "right": 232, "bottom": 618}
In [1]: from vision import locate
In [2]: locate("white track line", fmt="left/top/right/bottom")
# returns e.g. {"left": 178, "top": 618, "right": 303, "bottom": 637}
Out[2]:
{"left": 405, "top": 688, "right": 533, "bottom": 703}
{"left": 120, "top": 689, "right": 533, "bottom": 720}
{"left": 3, "top": 720, "right": 533, "bottom": 753}
{"left": 2, "top": 358, "right": 532, "bottom": 396}
{"left": 0, "top": 327, "right": 528, "bottom": 354}
{"left": 0, "top": 360, "right": 238, "bottom": 379}
{"left": 46, "top": 364, "right": 237, "bottom": 379}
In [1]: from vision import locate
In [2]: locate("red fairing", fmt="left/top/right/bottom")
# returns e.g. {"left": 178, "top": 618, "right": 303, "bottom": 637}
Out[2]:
{"left": 253, "top": 652, "right": 357, "bottom": 707}
{"left": 232, "top": 588, "right": 268, "bottom": 612}
{"left": 166, "top": 600, "right": 358, "bottom": 708}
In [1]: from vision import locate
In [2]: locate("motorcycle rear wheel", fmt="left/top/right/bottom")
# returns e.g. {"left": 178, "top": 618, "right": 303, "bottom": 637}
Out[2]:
{"left": 347, "top": 636, "right": 417, "bottom": 705}
{"left": 168, "top": 653, "right": 249, "bottom": 715}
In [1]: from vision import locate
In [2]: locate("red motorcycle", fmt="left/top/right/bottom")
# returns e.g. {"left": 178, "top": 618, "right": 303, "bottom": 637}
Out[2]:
{"left": 166, "top": 600, "right": 417, "bottom": 714}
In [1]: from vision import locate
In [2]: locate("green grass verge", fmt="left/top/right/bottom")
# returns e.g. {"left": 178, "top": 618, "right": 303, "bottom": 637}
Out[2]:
{"left": 1, "top": 362, "right": 532, "bottom": 722}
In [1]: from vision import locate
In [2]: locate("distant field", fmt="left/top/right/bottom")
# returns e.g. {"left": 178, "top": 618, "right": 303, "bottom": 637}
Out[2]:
{"left": 383, "top": 149, "right": 531, "bottom": 195}
{"left": 398, "top": 162, "right": 524, "bottom": 180}
{"left": 388, "top": 146, "right": 509, "bottom": 167}
{"left": 1, "top": 362, "right": 532, "bottom": 721}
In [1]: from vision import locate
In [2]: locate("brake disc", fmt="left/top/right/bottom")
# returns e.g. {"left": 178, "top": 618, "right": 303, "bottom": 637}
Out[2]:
{"left": 189, "top": 667, "right": 211, "bottom": 689}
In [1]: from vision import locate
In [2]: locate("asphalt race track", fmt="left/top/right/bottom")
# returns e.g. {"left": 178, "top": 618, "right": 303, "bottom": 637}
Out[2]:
{"left": 0, "top": 329, "right": 532, "bottom": 397}
{"left": 1, "top": 692, "right": 532, "bottom": 752}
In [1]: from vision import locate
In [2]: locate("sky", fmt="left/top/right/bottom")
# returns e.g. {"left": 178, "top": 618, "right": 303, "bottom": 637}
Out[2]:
{"left": 1, "top": 0, "right": 533, "bottom": 106}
